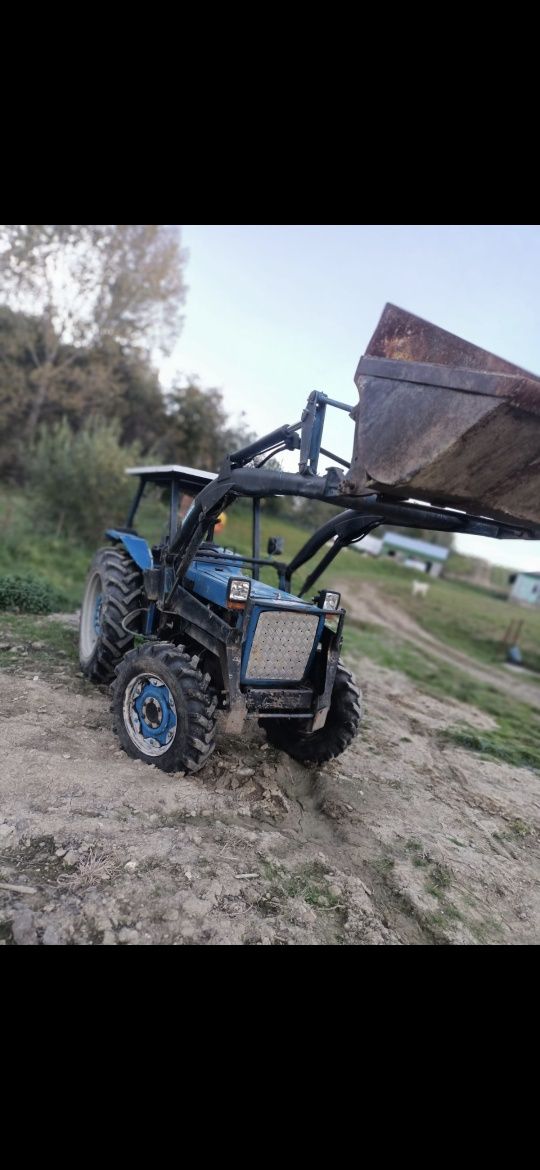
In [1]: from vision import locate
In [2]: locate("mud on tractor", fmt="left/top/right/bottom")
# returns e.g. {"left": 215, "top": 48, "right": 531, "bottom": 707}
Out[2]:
{"left": 79, "top": 305, "right": 540, "bottom": 774}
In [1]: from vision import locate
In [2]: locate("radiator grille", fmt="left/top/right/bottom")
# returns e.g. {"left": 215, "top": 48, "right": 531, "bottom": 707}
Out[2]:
{"left": 245, "top": 611, "right": 320, "bottom": 681}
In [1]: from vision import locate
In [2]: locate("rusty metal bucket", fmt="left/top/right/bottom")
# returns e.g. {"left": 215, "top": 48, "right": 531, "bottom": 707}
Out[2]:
{"left": 344, "top": 304, "right": 540, "bottom": 529}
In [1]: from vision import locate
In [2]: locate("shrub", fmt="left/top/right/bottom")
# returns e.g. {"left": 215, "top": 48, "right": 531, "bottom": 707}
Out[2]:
{"left": 28, "top": 418, "right": 141, "bottom": 545}
{"left": 0, "top": 573, "right": 69, "bottom": 613}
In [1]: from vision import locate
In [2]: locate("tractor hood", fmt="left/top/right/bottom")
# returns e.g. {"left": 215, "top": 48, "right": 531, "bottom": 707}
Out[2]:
{"left": 186, "top": 557, "right": 320, "bottom": 613}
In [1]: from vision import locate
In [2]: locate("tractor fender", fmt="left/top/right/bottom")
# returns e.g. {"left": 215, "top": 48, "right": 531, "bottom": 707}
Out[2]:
{"left": 105, "top": 530, "right": 153, "bottom": 572}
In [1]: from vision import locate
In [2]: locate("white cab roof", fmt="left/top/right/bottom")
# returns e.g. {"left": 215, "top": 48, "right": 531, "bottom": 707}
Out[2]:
{"left": 126, "top": 464, "right": 218, "bottom": 489}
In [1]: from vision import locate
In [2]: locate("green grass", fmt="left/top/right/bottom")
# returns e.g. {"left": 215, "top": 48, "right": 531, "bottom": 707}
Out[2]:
{"left": 442, "top": 726, "right": 540, "bottom": 771}
{"left": 337, "top": 552, "right": 540, "bottom": 674}
{"left": 345, "top": 619, "right": 540, "bottom": 772}
{"left": 0, "top": 490, "right": 92, "bottom": 608}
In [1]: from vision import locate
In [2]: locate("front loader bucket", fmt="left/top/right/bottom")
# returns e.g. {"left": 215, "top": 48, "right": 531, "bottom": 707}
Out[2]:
{"left": 344, "top": 303, "right": 540, "bottom": 529}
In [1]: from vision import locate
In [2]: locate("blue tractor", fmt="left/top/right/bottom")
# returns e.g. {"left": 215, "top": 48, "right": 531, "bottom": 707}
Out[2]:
{"left": 79, "top": 456, "right": 364, "bottom": 772}
{"left": 79, "top": 305, "right": 540, "bottom": 775}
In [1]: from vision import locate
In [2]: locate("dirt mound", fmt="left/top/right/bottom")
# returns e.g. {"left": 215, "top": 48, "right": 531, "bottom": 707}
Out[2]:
{"left": 1, "top": 640, "right": 539, "bottom": 945}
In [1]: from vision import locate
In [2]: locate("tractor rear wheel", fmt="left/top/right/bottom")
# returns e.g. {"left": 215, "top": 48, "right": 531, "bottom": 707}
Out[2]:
{"left": 260, "top": 662, "right": 362, "bottom": 765}
{"left": 111, "top": 642, "right": 218, "bottom": 773}
{"left": 79, "top": 546, "right": 143, "bottom": 684}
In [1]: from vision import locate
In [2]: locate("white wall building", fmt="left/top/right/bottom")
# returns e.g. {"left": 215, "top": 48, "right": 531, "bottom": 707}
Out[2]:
{"left": 380, "top": 533, "right": 449, "bottom": 578}
{"left": 509, "top": 572, "right": 540, "bottom": 606}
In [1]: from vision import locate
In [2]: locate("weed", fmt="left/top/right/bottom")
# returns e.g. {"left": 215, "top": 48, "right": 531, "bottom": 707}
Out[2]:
{"left": 425, "top": 863, "right": 452, "bottom": 898}
{"left": 493, "top": 818, "right": 534, "bottom": 843}
{"left": 260, "top": 859, "right": 341, "bottom": 910}
{"left": 405, "top": 839, "right": 431, "bottom": 868}
{"left": 59, "top": 850, "right": 115, "bottom": 890}
{"left": 372, "top": 856, "right": 395, "bottom": 876}
{"left": 508, "top": 818, "right": 533, "bottom": 838}
{"left": 424, "top": 899, "right": 464, "bottom": 936}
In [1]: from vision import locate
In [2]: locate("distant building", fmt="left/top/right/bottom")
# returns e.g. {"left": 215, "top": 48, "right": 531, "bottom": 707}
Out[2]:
{"left": 380, "top": 532, "right": 450, "bottom": 578}
{"left": 350, "top": 534, "right": 383, "bottom": 557}
{"left": 509, "top": 572, "right": 540, "bottom": 606}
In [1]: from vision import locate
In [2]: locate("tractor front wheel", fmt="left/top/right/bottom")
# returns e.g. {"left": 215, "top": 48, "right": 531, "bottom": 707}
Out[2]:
{"left": 260, "top": 662, "right": 362, "bottom": 765}
{"left": 111, "top": 642, "right": 218, "bottom": 774}
{"left": 79, "top": 546, "right": 143, "bottom": 684}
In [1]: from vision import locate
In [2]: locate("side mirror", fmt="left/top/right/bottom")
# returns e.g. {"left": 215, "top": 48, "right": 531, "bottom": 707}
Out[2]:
{"left": 267, "top": 536, "right": 284, "bottom": 556}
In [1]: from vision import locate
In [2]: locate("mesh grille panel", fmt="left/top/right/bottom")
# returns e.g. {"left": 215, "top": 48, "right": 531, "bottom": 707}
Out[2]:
{"left": 245, "top": 611, "right": 320, "bottom": 681}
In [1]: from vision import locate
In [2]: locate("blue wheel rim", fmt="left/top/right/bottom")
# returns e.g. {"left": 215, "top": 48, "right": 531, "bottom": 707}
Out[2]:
{"left": 123, "top": 673, "right": 178, "bottom": 757}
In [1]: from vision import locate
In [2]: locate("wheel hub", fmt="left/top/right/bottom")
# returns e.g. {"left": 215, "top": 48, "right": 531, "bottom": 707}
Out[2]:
{"left": 141, "top": 697, "right": 162, "bottom": 728}
{"left": 124, "top": 674, "right": 178, "bottom": 755}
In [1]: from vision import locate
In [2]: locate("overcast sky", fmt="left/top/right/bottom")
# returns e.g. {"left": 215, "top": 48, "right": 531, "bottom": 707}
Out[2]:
{"left": 160, "top": 225, "right": 540, "bottom": 572}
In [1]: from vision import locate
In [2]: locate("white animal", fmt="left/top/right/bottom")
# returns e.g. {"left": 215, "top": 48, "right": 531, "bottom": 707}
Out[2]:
{"left": 412, "top": 580, "right": 429, "bottom": 598}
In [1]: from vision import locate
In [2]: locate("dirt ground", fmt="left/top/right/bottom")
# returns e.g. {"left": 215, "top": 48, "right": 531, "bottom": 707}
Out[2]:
{"left": 1, "top": 612, "right": 539, "bottom": 946}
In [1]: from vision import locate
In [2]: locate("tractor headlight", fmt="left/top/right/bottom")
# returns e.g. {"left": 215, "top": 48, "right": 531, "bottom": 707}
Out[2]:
{"left": 316, "top": 589, "right": 341, "bottom": 612}
{"left": 227, "top": 577, "right": 252, "bottom": 608}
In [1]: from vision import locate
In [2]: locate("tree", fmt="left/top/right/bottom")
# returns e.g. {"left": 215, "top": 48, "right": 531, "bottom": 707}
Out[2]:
{"left": 0, "top": 306, "right": 43, "bottom": 476}
{"left": 0, "top": 225, "right": 187, "bottom": 439}
{"left": 49, "top": 337, "right": 168, "bottom": 452}
{"left": 0, "top": 307, "right": 167, "bottom": 477}
{"left": 161, "top": 379, "right": 254, "bottom": 470}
